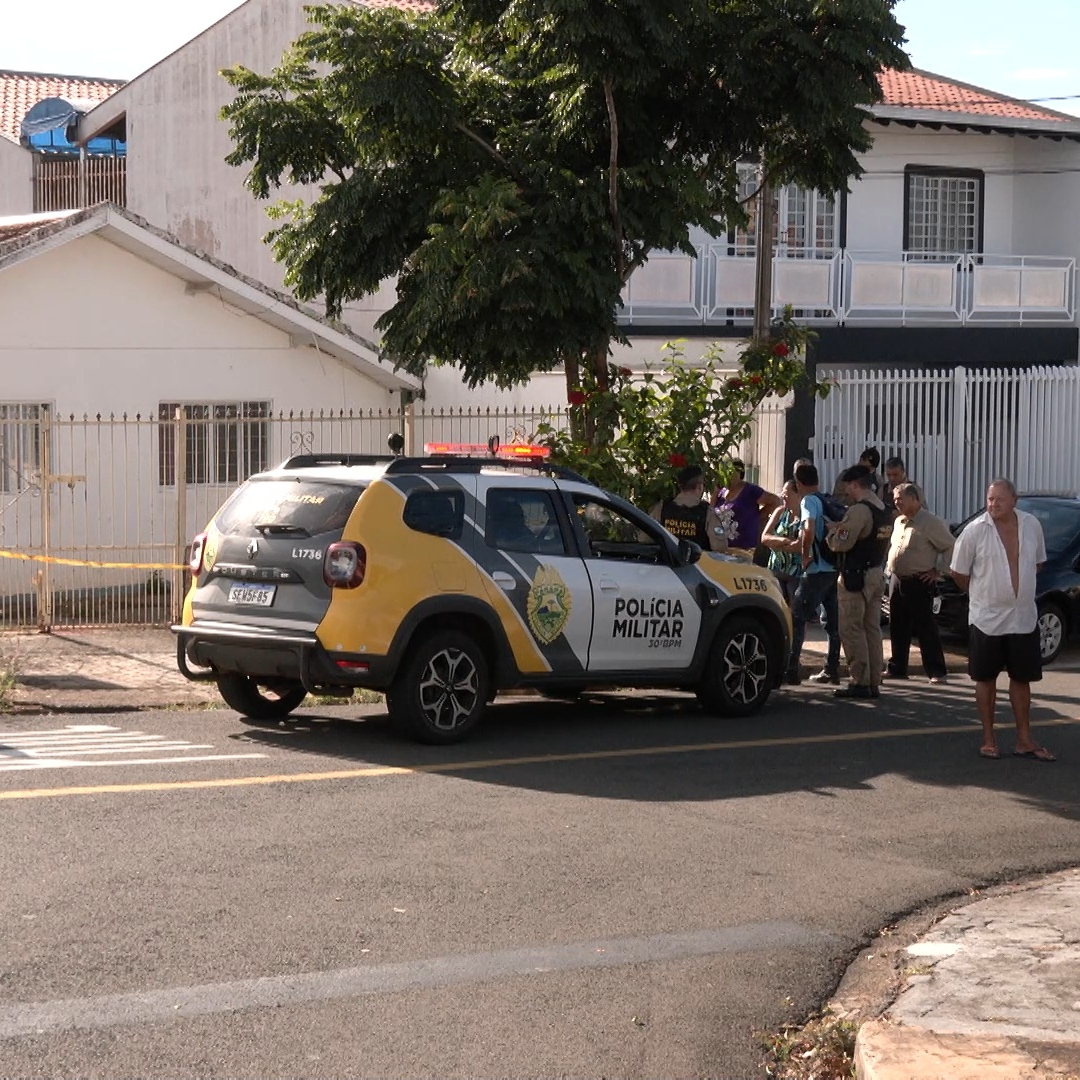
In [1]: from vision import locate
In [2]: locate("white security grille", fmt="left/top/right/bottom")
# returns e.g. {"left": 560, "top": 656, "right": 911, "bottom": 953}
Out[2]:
{"left": 907, "top": 173, "right": 980, "bottom": 254}
{"left": 0, "top": 404, "right": 44, "bottom": 493}
{"left": 815, "top": 365, "right": 1080, "bottom": 524}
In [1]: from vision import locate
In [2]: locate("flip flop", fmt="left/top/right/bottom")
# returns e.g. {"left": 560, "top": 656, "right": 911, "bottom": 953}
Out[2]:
{"left": 1013, "top": 747, "right": 1056, "bottom": 762}
{"left": 979, "top": 746, "right": 1001, "bottom": 759}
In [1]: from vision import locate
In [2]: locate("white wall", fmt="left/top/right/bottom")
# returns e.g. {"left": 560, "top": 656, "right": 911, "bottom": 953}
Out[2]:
{"left": 1010, "top": 137, "right": 1080, "bottom": 260}
{"left": 847, "top": 122, "right": 1080, "bottom": 261}
{"left": 0, "top": 233, "right": 398, "bottom": 416}
{"left": 0, "top": 139, "right": 33, "bottom": 216}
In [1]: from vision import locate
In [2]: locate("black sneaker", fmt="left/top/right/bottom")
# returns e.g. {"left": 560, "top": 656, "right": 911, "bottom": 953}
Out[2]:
{"left": 784, "top": 669, "right": 802, "bottom": 686}
{"left": 833, "top": 684, "right": 873, "bottom": 699}
{"left": 882, "top": 668, "right": 908, "bottom": 679}
{"left": 808, "top": 669, "right": 840, "bottom": 685}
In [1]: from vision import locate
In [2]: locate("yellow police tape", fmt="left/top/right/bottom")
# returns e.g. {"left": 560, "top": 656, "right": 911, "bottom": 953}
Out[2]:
{"left": 0, "top": 549, "right": 187, "bottom": 571}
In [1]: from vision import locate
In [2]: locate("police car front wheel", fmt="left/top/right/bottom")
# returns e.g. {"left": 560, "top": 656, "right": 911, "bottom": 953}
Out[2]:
{"left": 696, "top": 616, "right": 774, "bottom": 718}
{"left": 387, "top": 630, "right": 491, "bottom": 744}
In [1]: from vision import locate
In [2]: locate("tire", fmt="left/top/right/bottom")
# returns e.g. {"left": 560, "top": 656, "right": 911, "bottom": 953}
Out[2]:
{"left": 386, "top": 630, "right": 490, "bottom": 744}
{"left": 216, "top": 674, "right": 308, "bottom": 721}
{"left": 695, "top": 615, "right": 775, "bottom": 718}
{"left": 1037, "top": 601, "right": 1066, "bottom": 665}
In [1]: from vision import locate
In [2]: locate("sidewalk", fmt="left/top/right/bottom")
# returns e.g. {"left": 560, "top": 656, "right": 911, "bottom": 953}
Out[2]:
{"left": 852, "top": 869, "right": 1080, "bottom": 1079}
{"left": 1, "top": 627, "right": 219, "bottom": 713}
{"left": 4, "top": 627, "right": 1080, "bottom": 1079}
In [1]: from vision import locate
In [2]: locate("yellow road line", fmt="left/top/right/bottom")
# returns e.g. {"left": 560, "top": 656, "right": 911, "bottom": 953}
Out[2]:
{"left": 1, "top": 717, "right": 1075, "bottom": 802}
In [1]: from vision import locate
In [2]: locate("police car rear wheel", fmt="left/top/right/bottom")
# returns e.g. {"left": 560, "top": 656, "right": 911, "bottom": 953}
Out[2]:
{"left": 216, "top": 675, "right": 308, "bottom": 721}
{"left": 696, "top": 616, "right": 773, "bottom": 717}
{"left": 387, "top": 631, "right": 490, "bottom": 744}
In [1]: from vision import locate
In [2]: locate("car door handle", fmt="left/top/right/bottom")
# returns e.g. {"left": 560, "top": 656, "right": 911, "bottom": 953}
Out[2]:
{"left": 599, "top": 579, "right": 620, "bottom": 592}
{"left": 492, "top": 571, "right": 517, "bottom": 591}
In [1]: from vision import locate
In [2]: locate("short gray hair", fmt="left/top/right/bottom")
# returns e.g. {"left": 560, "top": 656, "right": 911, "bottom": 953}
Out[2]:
{"left": 895, "top": 482, "right": 923, "bottom": 504}
{"left": 988, "top": 477, "right": 1018, "bottom": 498}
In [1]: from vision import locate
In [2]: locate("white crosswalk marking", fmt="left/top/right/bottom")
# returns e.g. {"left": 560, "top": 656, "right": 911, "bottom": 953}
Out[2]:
{"left": 0, "top": 725, "right": 266, "bottom": 772}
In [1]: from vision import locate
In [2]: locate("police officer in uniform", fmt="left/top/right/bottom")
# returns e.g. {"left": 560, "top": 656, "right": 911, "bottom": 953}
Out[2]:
{"left": 826, "top": 464, "right": 894, "bottom": 699}
{"left": 651, "top": 464, "right": 729, "bottom": 552}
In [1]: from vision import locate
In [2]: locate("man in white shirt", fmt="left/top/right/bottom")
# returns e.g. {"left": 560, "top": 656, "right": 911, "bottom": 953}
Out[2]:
{"left": 950, "top": 479, "right": 1053, "bottom": 761}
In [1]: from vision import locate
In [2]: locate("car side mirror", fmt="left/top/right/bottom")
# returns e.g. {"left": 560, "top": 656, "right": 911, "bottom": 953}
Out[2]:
{"left": 677, "top": 538, "right": 702, "bottom": 566}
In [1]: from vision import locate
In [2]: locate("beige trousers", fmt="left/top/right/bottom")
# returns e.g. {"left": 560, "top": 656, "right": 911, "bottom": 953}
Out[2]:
{"left": 837, "top": 565, "right": 885, "bottom": 687}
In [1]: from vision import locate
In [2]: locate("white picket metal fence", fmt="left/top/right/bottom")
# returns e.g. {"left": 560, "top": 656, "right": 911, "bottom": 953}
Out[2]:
{"left": 814, "top": 364, "right": 1080, "bottom": 523}
{"left": 0, "top": 400, "right": 787, "bottom": 630}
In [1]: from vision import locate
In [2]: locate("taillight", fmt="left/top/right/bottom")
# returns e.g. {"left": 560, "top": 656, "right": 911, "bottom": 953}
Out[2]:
{"left": 324, "top": 542, "right": 366, "bottom": 588}
{"left": 189, "top": 533, "right": 207, "bottom": 576}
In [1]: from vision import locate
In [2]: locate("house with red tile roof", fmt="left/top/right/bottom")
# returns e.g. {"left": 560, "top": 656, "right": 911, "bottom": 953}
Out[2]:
{"left": 5, "top": 0, "right": 1080, "bottom": 510}
{"left": 0, "top": 70, "right": 125, "bottom": 216}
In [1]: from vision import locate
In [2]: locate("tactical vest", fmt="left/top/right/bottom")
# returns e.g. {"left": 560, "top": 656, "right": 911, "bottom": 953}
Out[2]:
{"left": 659, "top": 499, "right": 710, "bottom": 548}
{"left": 844, "top": 499, "right": 894, "bottom": 571}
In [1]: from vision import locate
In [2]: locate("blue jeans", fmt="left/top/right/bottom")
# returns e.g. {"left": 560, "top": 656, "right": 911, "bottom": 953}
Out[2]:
{"left": 789, "top": 570, "right": 841, "bottom": 675}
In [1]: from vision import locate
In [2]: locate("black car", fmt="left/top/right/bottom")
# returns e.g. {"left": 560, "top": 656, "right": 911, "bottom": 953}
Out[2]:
{"left": 934, "top": 495, "right": 1080, "bottom": 664}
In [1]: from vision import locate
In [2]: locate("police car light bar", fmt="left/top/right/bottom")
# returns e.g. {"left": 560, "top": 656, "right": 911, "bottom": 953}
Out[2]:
{"left": 423, "top": 442, "right": 551, "bottom": 459}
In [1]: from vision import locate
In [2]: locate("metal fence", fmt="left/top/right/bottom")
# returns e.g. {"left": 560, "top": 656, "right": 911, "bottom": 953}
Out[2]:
{"left": 814, "top": 364, "right": 1080, "bottom": 523}
{"left": 0, "top": 399, "right": 787, "bottom": 630}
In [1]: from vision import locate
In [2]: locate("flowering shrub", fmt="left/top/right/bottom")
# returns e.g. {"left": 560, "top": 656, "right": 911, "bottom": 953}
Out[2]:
{"left": 536, "top": 309, "right": 831, "bottom": 510}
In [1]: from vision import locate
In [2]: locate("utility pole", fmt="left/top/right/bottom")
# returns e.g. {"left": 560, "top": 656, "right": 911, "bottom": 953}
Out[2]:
{"left": 752, "top": 172, "right": 775, "bottom": 341}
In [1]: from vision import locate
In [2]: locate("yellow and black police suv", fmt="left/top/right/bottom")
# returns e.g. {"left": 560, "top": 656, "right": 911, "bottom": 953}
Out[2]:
{"left": 174, "top": 444, "right": 792, "bottom": 744}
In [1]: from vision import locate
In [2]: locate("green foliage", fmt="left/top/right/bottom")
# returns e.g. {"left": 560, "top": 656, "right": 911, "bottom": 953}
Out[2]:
{"left": 221, "top": 0, "right": 908, "bottom": 389}
{"left": 537, "top": 309, "right": 829, "bottom": 509}
{"left": 0, "top": 641, "right": 18, "bottom": 712}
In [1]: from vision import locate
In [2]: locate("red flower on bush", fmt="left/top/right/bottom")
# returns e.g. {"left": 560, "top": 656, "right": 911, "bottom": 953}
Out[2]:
{"left": 725, "top": 377, "right": 744, "bottom": 391}
{"left": 748, "top": 374, "right": 764, "bottom": 386}
{"left": 617, "top": 366, "right": 632, "bottom": 378}
{"left": 567, "top": 390, "right": 588, "bottom": 406}
{"left": 668, "top": 452, "right": 688, "bottom": 468}
{"left": 772, "top": 341, "right": 790, "bottom": 357}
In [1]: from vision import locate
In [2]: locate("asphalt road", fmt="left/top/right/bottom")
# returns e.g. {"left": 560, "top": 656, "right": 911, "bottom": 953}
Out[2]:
{"left": 2, "top": 656, "right": 1079, "bottom": 1079}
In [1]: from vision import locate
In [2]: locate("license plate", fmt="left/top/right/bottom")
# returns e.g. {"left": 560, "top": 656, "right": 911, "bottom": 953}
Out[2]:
{"left": 227, "top": 583, "right": 276, "bottom": 607}
{"left": 932, "top": 596, "right": 942, "bottom": 615}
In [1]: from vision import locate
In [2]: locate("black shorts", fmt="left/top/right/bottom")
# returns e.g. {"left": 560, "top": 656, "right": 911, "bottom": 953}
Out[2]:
{"left": 968, "top": 625, "right": 1043, "bottom": 683}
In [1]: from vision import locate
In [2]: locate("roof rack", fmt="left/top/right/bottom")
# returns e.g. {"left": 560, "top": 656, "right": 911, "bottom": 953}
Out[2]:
{"left": 277, "top": 453, "right": 397, "bottom": 470}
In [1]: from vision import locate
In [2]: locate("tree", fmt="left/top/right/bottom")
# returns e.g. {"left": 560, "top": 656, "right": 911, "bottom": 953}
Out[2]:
{"left": 539, "top": 308, "right": 827, "bottom": 508}
{"left": 222, "top": 0, "right": 906, "bottom": 403}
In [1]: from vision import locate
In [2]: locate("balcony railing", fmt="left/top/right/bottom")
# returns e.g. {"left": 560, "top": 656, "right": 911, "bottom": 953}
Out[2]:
{"left": 619, "top": 245, "right": 1077, "bottom": 327}
{"left": 32, "top": 154, "right": 127, "bottom": 213}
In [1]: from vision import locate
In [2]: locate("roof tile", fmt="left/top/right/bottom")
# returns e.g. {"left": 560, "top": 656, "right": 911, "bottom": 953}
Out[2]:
{"left": 0, "top": 70, "right": 124, "bottom": 144}
{"left": 878, "top": 68, "right": 1070, "bottom": 123}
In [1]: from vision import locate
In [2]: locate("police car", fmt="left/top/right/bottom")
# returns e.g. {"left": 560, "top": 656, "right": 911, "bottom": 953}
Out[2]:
{"left": 173, "top": 443, "right": 792, "bottom": 743}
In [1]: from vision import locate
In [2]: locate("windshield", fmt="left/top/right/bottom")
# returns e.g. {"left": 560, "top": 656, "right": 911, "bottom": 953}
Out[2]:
{"left": 214, "top": 479, "right": 364, "bottom": 536}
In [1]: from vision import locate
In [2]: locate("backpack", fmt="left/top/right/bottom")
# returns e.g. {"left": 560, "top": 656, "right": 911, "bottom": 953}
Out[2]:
{"left": 808, "top": 493, "right": 846, "bottom": 567}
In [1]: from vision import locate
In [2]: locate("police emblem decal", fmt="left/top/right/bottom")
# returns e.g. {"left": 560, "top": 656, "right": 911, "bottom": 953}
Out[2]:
{"left": 526, "top": 565, "right": 572, "bottom": 645}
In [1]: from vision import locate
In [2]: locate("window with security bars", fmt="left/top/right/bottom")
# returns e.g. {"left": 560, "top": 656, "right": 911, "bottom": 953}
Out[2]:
{"left": 732, "top": 163, "right": 837, "bottom": 255}
{"left": 0, "top": 403, "right": 44, "bottom": 493}
{"left": 905, "top": 170, "right": 983, "bottom": 255}
{"left": 158, "top": 401, "right": 270, "bottom": 486}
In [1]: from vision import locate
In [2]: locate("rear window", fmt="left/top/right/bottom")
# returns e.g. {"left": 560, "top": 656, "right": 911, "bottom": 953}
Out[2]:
{"left": 214, "top": 479, "right": 363, "bottom": 536}
{"left": 1018, "top": 499, "right": 1080, "bottom": 557}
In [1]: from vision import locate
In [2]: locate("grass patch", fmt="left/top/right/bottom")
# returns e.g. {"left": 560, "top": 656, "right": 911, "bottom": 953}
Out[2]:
{"left": 0, "top": 640, "right": 19, "bottom": 712}
{"left": 759, "top": 1008, "right": 858, "bottom": 1079}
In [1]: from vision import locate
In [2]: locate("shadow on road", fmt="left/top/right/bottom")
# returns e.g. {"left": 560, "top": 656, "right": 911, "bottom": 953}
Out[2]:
{"left": 227, "top": 675, "right": 1080, "bottom": 823}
